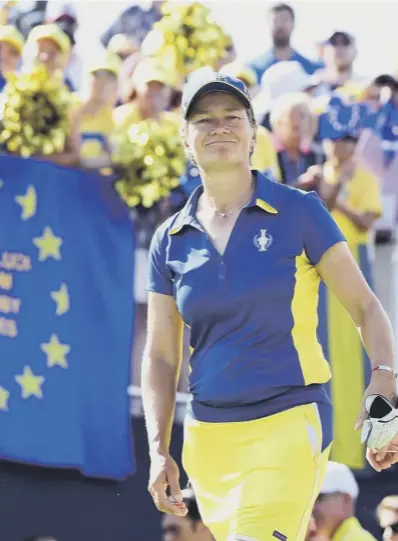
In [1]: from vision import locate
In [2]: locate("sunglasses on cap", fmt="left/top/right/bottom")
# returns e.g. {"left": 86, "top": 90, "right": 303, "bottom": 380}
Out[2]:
{"left": 328, "top": 33, "right": 352, "bottom": 47}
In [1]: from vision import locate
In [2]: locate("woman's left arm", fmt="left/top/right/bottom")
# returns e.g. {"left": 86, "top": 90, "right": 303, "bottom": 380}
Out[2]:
{"left": 317, "top": 241, "right": 396, "bottom": 412}
{"left": 317, "top": 241, "right": 397, "bottom": 469}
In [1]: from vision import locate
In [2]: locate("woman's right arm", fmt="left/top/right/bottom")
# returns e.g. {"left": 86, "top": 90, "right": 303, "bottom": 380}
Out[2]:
{"left": 142, "top": 226, "right": 187, "bottom": 516}
{"left": 141, "top": 290, "right": 184, "bottom": 457}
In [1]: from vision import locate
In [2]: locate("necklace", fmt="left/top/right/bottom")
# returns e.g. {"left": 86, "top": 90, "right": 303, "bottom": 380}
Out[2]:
{"left": 210, "top": 189, "right": 254, "bottom": 218}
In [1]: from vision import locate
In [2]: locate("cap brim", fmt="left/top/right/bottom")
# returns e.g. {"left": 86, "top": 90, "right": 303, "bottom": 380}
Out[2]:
{"left": 328, "top": 133, "right": 359, "bottom": 142}
{"left": 0, "top": 36, "right": 23, "bottom": 53}
{"left": 90, "top": 67, "right": 118, "bottom": 76}
{"left": 324, "top": 31, "right": 354, "bottom": 45}
{"left": 184, "top": 80, "right": 251, "bottom": 119}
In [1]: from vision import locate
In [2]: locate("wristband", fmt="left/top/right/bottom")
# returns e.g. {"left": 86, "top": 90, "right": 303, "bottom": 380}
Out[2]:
{"left": 372, "top": 365, "right": 398, "bottom": 378}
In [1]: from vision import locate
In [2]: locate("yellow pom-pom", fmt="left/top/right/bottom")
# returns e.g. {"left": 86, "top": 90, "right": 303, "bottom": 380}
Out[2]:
{"left": 112, "top": 117, "right": 185, "bottom": 209}
{"left": 0, "top": 64, "right": 70, "bottom": 157}
{"left": 143, "top": 2, "right": 231, "bottom": 78}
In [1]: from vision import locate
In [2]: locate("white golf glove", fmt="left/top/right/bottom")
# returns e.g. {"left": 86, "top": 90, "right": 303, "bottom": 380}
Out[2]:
{"left": 361, "top": 394, "right": 398, "bottom": 451}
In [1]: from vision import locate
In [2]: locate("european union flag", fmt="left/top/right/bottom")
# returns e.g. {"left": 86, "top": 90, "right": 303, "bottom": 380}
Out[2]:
{"left": 0, "top": 155, "right": 135, "bottom": 480}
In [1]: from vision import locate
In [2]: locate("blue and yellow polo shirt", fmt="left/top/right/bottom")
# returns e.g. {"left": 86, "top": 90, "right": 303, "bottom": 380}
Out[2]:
{"left": 148, "top": 171, "right": 345, "bottom": 424}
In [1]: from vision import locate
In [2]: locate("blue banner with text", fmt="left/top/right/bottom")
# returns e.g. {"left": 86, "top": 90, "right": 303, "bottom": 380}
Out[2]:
{"left": 0, "top": 155, "right": 135, "bottom": 480}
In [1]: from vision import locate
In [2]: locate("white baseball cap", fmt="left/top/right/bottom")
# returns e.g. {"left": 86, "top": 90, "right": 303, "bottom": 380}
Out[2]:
{"left": 252, "top": 60, "right": 318, "bottom": 119}
{"left": 319, "top": 461, "right": 359, "bottom": 499}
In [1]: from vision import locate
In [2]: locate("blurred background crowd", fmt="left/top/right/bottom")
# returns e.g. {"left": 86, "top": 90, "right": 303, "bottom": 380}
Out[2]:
{"left": 1, "top": 0, "right": 398, "bottom": 540}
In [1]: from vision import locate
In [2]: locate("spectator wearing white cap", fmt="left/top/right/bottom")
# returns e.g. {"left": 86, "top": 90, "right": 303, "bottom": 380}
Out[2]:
{"left": 269, "top": 92, "right": 322, "bottom": 187}
{"left": 313, "top": 461, "right": 377, "bottom": 540}
{"left": 253, "top": 60, "right": 319, "bottom": 127}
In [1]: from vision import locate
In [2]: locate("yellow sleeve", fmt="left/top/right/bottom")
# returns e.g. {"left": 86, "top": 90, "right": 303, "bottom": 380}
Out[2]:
{"left": 69, "top": 92, "right": 82, "bottom": 111}
{"left": 113, "top": 103, "right": 140, "bottom": 130}
{"left": 252, "top": 126, "right": 281, "bottom": 182}
{"left": 356, "top": 169, "right": 383, "bottom": 217}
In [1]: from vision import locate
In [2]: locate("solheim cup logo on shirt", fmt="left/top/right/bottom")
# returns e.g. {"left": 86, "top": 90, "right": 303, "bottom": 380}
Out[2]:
{"left": 254, "top": 229, "right": 273, "bottom": 252}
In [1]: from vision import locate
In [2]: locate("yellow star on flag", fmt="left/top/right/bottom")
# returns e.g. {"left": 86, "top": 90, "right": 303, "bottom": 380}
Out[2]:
{"left": 0, "top": 386, "right": 10, "bottom": 411}
{"left": 51, "top": 282, "right": 70, "bottom": 316}
{"left": 40, "top": 333, "right": 70, "bottom": 368}
{"left": 33, "top": 226, "right": 63, "bottom": 261}
{"left": 15, "top": 366, "right": 44, "bottom": 399}
{"left": 15, "top": 185, "right": 37, "bottom": 220}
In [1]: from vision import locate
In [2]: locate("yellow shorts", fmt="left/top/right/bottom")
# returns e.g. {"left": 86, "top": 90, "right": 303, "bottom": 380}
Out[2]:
{"left": 182, "top": 403, "right": 331, "bottom": 541}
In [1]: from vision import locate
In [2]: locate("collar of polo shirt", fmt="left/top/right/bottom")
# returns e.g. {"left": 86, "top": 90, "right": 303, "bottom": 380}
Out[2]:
{"left": 169, "top": 170, "right": 279, "bottom": 236}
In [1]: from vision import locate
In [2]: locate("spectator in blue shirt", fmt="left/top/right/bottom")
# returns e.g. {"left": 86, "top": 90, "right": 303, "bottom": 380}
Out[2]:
{"left": 248, "top": 3, "right": 321, "bottom": 84}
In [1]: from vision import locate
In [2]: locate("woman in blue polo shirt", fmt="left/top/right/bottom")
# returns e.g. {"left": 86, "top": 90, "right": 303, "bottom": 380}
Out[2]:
{"left": 141, "top": 71, "right": 397, "bottom": 541}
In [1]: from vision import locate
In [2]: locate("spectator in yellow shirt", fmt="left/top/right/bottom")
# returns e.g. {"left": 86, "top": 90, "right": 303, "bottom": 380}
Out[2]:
{"left": 320, "top": 133, "right": 382, "bottom": 248}
{"left": 74, "top": 52, "right": 121, "bottom": 170}
{"left": 25, "top": 23, "right": 71, "bottom": 76}
{"left": 0, "top": 25, "right": 24, "bottom": 89}
{"left": 22, "top": 24, "right": 79, "bottom": 167}
{"left": 317, "top": 132, "right": 382, "bottom": 470}
{"left": 113, "top": 57, "right": 178, "bottom": 131}
{"left": 313, "top": 461, "right": 377, "bottom": 540}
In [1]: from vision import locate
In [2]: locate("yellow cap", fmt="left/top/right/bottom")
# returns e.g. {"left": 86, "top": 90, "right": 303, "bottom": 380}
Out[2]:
{"left": 220, "top": 63, "right": 257, "bottom": 88}
{"left": 107, "top": 33, "right": 138, "bottom": 56}
{"left": 0, "top": 25, "right": 24, "bottom": 53}
{"left": 89, "top": 52, "right": 122, "bottom": 77}
{"left": 132, "top": 58, "right": 177, "bottom": 89}
{"left": 27, "top": 24, "right": 71, "bottom": 55}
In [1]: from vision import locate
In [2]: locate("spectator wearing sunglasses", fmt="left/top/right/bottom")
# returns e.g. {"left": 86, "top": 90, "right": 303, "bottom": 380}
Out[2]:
{"left": 312, "top": 31, "right": 366, "bottom": 97}
{"left": 313, "top": 461, "right": 376, "bottom": 540}
{"left": 377, "top": 496, "right": 398, "bottom": 541}
{"left": 161, "top": 487, "right": 214, "bottom": 541}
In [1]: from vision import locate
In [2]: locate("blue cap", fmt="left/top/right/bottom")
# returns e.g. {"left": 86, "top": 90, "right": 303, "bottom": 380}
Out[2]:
{"left": 181, "top": 70, "right": 252, "bottom": 119}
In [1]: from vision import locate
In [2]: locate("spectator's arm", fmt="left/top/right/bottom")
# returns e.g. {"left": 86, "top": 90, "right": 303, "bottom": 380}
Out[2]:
{"left": 319, "top": 177, "right": 343, "bottom": 210}
{"left": 334, "top": 203, "right": 379, "bottom": 232}
{"left": 319, "top": 159, "right": 356, "bottom": 210}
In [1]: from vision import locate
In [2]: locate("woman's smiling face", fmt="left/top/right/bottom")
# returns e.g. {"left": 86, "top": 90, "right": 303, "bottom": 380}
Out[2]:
{"left": 185, "top": 91, "right": 255, "bottom": 170}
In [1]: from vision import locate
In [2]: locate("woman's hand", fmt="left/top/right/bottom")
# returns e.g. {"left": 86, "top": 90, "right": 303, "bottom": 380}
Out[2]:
{"left": 148, "top": 452, "right": 188, "bottom": 516}
{"left": 356, "top": 369, "right": 397, "bottom": 430}
{"left": 356, "top": 370, "right": 398, "bottom": 471}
